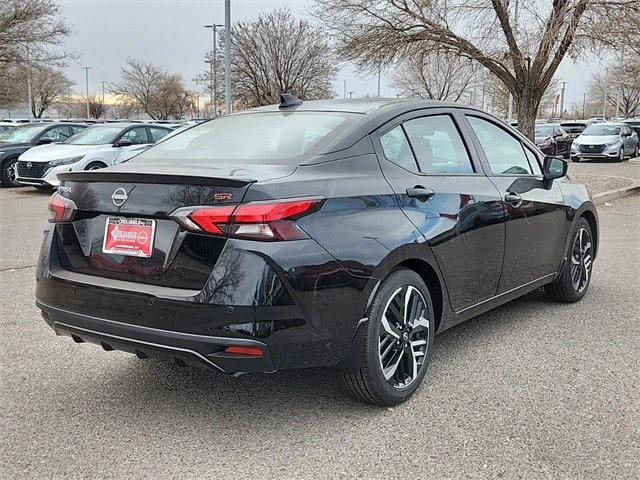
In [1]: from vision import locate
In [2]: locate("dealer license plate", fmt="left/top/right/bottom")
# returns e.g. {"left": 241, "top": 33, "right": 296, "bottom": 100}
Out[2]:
{"left": 102, "top": 217, "right": 156, "bottom": 258}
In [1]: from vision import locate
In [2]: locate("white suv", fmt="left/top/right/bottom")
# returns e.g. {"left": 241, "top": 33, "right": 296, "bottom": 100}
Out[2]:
{"left": 16, "top": 123, "right": 172, "bottom": 189}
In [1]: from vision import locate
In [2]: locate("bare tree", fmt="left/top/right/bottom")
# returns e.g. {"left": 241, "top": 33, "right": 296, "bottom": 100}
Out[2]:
{"left": 109, "top": 58, "right": 192, "bottom": 120}
{"left": 108, "top": 102, "right": 137, "bottom": 120}
{"left": 588, "top": 61, "right": 640, "bottom": 119}
{"left": 28, "top": 67, "right": 74, "bottom": 118}
{"left": 390, "top": 50, "right": 481, "bottom": 102}
{"left": 0, "top": 0, "right": 72, "bottom": 72}
{"left": 196, "top": 9, "right": 338, "bottom": 109}
{"left": 311, "top": 0, "right": 640, "bottom": 140}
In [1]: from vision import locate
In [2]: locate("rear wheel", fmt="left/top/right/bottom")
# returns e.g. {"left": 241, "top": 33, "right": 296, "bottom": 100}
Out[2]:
{"left": 343, "top": 268, "right": 435, "bottom": 406}
{"left": 545, "top": 217, "right": 593, "bottom": 303}
{"left": 1, "top": 157, "right": 20, "bottom": 187}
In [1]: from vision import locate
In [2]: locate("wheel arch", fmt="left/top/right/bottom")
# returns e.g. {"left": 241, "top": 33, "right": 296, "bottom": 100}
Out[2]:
{"left": 579, "top": 208, "right": 599, "bottom": 260}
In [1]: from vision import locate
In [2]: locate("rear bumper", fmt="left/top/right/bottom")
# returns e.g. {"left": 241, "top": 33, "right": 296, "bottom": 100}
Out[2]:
{"left": 38, "top": 300, "right": 275, "bottom": 373}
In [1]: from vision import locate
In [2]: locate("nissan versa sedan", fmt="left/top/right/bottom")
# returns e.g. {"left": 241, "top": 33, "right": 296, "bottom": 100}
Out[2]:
{"left": 16, "top": 123, "right": 173, "bottom": 189}
{"left": 36, "top": 97, "right": 598, "bottom": 406}
{"left": 570, "top": 122, "right": 639, "bottom": 162}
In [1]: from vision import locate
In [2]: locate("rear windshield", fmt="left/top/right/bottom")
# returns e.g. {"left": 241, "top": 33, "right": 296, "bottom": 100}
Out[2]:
{"left": 130, "top": 111, "right": 357, "bottom": 165}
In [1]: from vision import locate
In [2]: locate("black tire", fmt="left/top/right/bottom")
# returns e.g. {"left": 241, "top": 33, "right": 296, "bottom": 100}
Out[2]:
{"left": 343, "top": 268, "right": 435, "bottom": 406}
{"left": 85, "top": 161, "right": 107, "bottom": 170}
{"left": 616, "top": 147, "right": 625, "bottom": 162}
{"left": 571, "top": 156, "right": 580, "bottom": 163}
{"left": 545, "top": 217, "right": 594, "bottom": 303}
{"left": 35, "top": 186, "right": 54, "bottom": 192}
{"left": 550, "top": 144, "right": 557, "bottom": 157}
{"left": 1, "top": 157, "right": 21, "bottom": 187}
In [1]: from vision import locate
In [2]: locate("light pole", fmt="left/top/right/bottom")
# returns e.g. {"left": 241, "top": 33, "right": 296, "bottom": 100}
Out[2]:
{"left": 582, "top": 92, "right": 587, "bottom": 118}
{"left": 343, "top": 80, "right": 346, "bottom": 99}
{"left": 224, "top": 0, "right": 231, "bottom": 115}
{"left": 82, "top": 66, "right": 91, "bottom": 119}
{"left": 205, "top": 23, "right": 223, "bottom": 117}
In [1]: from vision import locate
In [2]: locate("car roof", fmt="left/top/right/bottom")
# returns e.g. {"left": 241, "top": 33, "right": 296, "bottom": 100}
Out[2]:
{"left": 246, "top": 98, "right": 468, "bottom": 116}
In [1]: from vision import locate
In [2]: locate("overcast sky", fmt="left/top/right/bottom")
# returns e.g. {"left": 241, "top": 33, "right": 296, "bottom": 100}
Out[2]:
{"left": 58, "top": 0, "right": 588, "bottom": 108}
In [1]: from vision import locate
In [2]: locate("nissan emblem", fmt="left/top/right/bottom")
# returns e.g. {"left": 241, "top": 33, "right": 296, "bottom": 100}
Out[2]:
{"left": 111, "top": 188, "right": 128, "bottom": 207}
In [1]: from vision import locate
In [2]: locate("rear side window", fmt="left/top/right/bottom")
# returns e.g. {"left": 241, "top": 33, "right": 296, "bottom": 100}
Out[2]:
{"left": 467, "top": 116, "right": 540, "bottom": 175}
{"left": 404, "top": 115, "right": 473, "bottom": 174}
{"left": 149, "top": 127, "right": 171, "bottom": 142}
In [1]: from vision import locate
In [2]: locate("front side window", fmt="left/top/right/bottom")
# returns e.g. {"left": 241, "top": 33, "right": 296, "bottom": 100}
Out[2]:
{"left": 120, "top": 127, "right": 149, "bottom": 145}
{"left": 467, "top": 116, "right": 539, "bottom": 175}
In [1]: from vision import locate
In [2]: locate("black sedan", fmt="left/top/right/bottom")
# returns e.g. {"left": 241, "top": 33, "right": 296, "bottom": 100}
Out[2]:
{"left": 36, "top": 97, "right": 598, "bottom": 406}
{"left": 0, "top": 122, "right": 87, "bottom": 187}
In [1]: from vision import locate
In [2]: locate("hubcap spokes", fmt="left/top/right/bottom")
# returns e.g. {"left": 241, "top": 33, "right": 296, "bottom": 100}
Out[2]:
{"left": 570, "top": 227, "right": 592, "bottom": 294}
{"left": 379, "top": 285, "right": 430, "bottom": 388}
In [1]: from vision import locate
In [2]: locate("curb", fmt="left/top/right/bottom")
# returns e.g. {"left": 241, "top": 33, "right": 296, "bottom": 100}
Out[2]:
{"left": 593, "top": 183, "right": 640, "bottom": 205}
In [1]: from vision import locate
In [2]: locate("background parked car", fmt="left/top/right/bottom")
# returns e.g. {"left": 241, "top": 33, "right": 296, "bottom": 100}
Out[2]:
{"left": 534, "top": 123, "right": 571, "bottom": 158}
{"left": 570, "top": 122, "right": 639, "bottom": 162}
{"left": 16, "top": 123, "right": 173, "bottom": 190}
{"left": 560, "top": 120, "right": 593, "bottom": 141}
{"left": 0, "top": 122, "right": 87, "bottom": 187}
{"left": 622, "top": 119, "right": 640, "bottom": 148}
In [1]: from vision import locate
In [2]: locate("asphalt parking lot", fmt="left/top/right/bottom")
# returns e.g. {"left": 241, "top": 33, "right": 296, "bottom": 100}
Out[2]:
{"left": 1, "top": 170, "right": 639, "bottom": 479}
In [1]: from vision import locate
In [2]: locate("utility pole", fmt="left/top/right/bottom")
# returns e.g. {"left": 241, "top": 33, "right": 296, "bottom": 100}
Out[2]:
{"left": 560, "top": 81, "right": 567, "bottom": 119}
{"left": 582, "top": 92, "right": 587, "bottom": 118}
{"left": 343, "top": 80, "right": 346, "bottom": 99}
{"left": 101, "top": 81, "right": 107, "bottom": 119}
{"left": 205, "top": 23, "right": 223, "bottom": 117}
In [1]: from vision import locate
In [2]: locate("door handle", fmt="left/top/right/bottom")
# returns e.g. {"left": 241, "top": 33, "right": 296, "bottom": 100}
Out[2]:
{"left": 406, "top": 187, "right": 435, "bottom": 202}
{"left": 505, "top": 192, "right": 523, "bottom": 208}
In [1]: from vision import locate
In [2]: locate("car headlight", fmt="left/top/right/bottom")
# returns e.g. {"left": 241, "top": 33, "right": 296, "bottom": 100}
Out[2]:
{"left": 49, "top": 155, "right": 85, "bottom": 167}
{"left": 606, "top": 139, "right": 622, "bottom": 147}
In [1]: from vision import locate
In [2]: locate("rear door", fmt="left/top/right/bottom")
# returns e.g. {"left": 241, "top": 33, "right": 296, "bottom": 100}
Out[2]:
{"left": 373, "top": 109, "right": 506, "bottom": 312}
{"left": 463, "top": 113, "right": 567, "bottom": 293}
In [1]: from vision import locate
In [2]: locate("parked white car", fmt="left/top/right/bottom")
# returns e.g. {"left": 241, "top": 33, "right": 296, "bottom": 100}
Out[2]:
{"left": 16, "top": 123, "right": 173, "bottom": 189}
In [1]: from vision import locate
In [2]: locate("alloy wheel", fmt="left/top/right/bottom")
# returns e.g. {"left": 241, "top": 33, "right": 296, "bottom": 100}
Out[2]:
{"left": 570, "top": 226, "right": 592, "bottom": 294}
{"left": 378, "top": 285, "right": 430, "bottom": 389}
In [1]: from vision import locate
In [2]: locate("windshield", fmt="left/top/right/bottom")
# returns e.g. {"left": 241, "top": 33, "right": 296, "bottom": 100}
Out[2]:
{"left": 130, "top": 111, "right": 357, "bottom": 165}
{"left": 64, "top": 125, "right": 125, "bottom": 145}
{"left": 0, "top": 124, "right": 48, "bottom": 143}
{"left": 582, "top": 124, "right": 621, "bottom": 136}
{"left": 535, "top": 126, "right": 554, "bottom": 137}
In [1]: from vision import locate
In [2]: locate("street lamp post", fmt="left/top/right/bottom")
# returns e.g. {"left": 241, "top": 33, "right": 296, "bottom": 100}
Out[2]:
{"left": 224, "top": 0, "right": 231, "bottom": 115}
{"left": 582, "top": 92, "right": 587, "bottom": 118}
{"left": 205, "top": 23, "right": 223, "bottom": 117}
{"left": 82, "top": 66, "right": 91, "bottom": 119}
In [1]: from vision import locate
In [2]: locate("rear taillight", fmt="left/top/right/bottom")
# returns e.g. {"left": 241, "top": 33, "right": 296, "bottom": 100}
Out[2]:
{"left": 48, "top": 193, "right": 77, "bottom": 223}
{"left": 171, "top": 198, "right": 323, "bottom": 241}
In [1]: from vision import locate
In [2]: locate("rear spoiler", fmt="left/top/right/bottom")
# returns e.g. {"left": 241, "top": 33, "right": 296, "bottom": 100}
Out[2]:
{"left": 57, "top": 171, "right": 256, "bottom": 188}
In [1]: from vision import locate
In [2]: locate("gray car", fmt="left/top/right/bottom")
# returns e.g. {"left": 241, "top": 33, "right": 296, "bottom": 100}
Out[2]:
{"left": 570, "top": 122, "right": 639, "bottom": 162}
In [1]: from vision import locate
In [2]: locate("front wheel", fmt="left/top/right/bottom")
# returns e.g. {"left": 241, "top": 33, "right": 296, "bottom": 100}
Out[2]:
{"left": 343, "top": 268, "right": 435, "bottom": 406}
{"left": 85, "top": 161, "right": 107, "bottom": 170}
{"left": 545, "top": 217, "right": 594, "bottom": 303}
{"left": 1, "top": 157, "right": 21, "bottom": 187}
{"left": 617, "top": 147, "right": 625, "bottom": 162}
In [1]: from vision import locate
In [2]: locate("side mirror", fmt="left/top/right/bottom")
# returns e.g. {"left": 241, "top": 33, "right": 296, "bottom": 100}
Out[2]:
{"left": 114, "top": 139, "right": 132, "bottom": 147}
{"left": 37, "top": 137, "right": 53, "bottom": 145}
{"left": 543, "top": 156, "right": 567, "bottom": 182}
